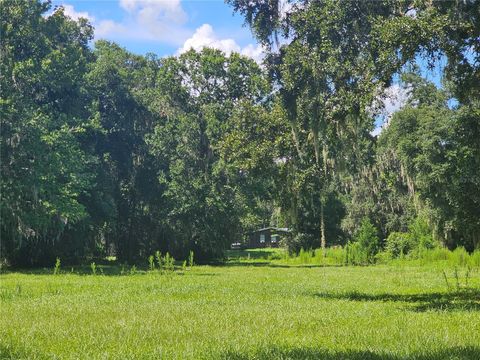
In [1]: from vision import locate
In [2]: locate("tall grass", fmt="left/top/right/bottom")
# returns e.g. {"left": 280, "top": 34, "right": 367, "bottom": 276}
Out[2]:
{"left": 277, "top": 246, "right": 480, "bottom": 268}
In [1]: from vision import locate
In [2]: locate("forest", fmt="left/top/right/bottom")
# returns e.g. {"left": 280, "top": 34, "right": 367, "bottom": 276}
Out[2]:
{"left": 1, "top": 0, "right": 479, "bottom": 267}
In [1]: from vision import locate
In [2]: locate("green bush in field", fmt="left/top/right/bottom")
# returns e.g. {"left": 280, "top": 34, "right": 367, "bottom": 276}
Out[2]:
{"left": 345, "top": 241, "right": 368, "bottom": 265}
{"left": 385, "top": 232, "right": 414, "bottom": 258}
{"left": 286, "top": 233, "right": 315, "bottom": 254}
{"left": 471, "top": 249, "right": 480, "bottom": 267}
{"left": 409, "top": 216, "right": 437, "bottom": 250}
{"left": 352, "top": 218, "right": 380, "bottom": 263}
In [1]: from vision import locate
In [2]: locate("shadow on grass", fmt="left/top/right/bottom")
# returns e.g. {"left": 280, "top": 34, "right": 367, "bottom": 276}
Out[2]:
{"left": 314, "top": 288, "right": 480, "bottom": 312}
{"left": 220, "top": 346, "right": 480, "bottom": 360}
{"left": 0, "top": 343, "right": 50, "bottom": 360}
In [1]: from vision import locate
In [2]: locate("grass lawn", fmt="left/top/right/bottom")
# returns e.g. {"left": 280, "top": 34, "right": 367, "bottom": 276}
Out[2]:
{"left": 1, "top": 253, "right": 479, "bottom": 359}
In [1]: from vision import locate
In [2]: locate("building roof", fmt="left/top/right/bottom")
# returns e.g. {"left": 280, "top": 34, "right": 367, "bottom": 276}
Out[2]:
{"left": 251, "top": 227, "right": 290, "bottom": 233}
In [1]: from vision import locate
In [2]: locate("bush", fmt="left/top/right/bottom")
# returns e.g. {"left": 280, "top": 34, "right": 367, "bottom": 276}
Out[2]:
{"left": 346, "top": 241, "right": 368, "bottom": 265}
{"left": 409, "top": 216, "right": 436, "bottom": 250}
{"left": 385, "top": 232, "right": 414, "bottom": 258}
{"left": 285, "top": 233, "right": 316, "bottom": 254}
{"left": 353, "top": 218, "right": 380, "bottom": 263}
{"left": 451, "top": 247, "right": 469, "bottom": 267}
{"left": 471, "top": 249, "right": 480, "bottom": 267}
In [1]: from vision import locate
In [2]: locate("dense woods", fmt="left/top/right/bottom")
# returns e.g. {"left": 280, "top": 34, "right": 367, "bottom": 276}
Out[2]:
{"left": 1, "top": 0, "right": 479, "bottom": 267}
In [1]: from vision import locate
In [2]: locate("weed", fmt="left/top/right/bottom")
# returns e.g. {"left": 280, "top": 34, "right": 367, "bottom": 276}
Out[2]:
{"left": 164, "top": 252, "right": 175, "bottom": 272}
{"left": 91, "top": 262, "right": 97, "bottom": 275}
{"left": 182, "top": 260, "right": 187, "bottom": 272}
{"left": 155, "top": 251, "right": 162, "bottom": 272}
{"left": 442, "top": 270, "right": 450, "bottom": 290}
{"left": 130, "top": 265, "right": 137, "bottom": 275}
{"left": 465, "top": 266, "right": 471, "bottom": 287}
{"left": 188, "top": 250, "right": 194, "bottom": 268}
{"left": 148, "top": 255, "right": 155, "bottom": 271}
{"left": 454, "top": 267, "right": 460, "bottom": 291}
{"left": 53, "top": 257, "right": 61, "bottom": 275}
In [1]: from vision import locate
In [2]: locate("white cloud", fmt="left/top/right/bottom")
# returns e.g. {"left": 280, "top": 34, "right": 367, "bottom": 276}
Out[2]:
{"left": 279, "top": 0, "right": 294, "bottom": 20}
{"left": 91, "top": 0, "right": 189, "bottom": 45}
{"left": 240, "top": 43, "right": 265, "bottom": 63}
{"left": 381, "top": 84, "right": 411, "bottom": 121}
{"left": 95, "top": 20, "right": 127, "bottom": 38}
{"left": 120, "top": 0, "right": 186, "bottom": 23}
{"left": 55, "top": 4, "right": 95, "bottom": 22}
{"left": 178, "top": 24, "right": 265, "bottom": 63}
{"left": 371, "top": 83, "right": 411, "bottom": 136}
{"left": 178, "top": 24, "right": 240, "bottom": 54}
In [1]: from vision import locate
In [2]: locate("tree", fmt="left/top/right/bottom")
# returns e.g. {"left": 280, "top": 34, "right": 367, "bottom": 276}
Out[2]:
{"left": 147, "top": 48, "right": 271, "bottom": 259}
{"left": 0, "top": 0, "right": 95, "bottom": 265}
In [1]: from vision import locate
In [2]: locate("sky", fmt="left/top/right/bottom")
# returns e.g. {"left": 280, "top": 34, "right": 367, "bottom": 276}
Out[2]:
{"left": 51, "top": 0, "right": 264, "bottom": 62}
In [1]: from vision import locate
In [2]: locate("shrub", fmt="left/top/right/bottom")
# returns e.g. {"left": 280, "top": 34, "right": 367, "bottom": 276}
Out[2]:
{"left": 286, "top": 233, "right": 316, "bottom": 254}
{"left": 375, "top": 251, "right": 392, "bottom": 264}
{"left": 353, "top": 218, "right": 380, "bottom": 263}
{"left": 470, "top": 249, "right": 480, "bottom": 267}
{"left": 409, "top": 216, "right": 436, "bottom": 250}
{"left": 451, "top": 247, "right": 469, "bottom": 267}
{"left": 298, "top": 248, "right": 313, "bottom": 264}
{"left": 385, "top": 232, "right": 414, "bottom": 258}
{"left": 346, "top": 241, "right": 368, "bottom": 265}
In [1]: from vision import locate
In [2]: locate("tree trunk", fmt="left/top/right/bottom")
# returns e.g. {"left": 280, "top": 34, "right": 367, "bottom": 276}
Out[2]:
{"left": 320, "top": 200, "right": 326, "bottom": 250}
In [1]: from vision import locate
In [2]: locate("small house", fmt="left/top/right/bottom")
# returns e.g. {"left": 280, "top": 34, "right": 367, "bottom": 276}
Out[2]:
{"left": 248, "top": 227, "right": 290, "bottom": 248}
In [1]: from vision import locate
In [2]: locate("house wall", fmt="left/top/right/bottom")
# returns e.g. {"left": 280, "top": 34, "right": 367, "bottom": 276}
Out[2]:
{"left": 249, "top": 229, "right": 271, "bottom": 248}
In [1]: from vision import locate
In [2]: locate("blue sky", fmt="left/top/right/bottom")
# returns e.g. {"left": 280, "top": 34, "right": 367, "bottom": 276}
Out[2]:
{"left": 52, "top": 0, "right": 264, "bottom": 60}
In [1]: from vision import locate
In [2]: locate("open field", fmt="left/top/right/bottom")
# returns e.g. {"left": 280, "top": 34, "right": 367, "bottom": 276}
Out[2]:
{"left": 1, "top": 253, "right": 480, "bottom": 359}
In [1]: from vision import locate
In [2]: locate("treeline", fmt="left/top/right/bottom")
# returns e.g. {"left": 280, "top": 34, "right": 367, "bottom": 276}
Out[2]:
{"left": 1, "top": 0, "right": 479, "bottom": 266}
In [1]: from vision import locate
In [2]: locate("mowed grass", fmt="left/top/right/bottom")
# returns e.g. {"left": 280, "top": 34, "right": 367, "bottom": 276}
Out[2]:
{"left": 1, "top": 256, "right": 480, "bottom": 359}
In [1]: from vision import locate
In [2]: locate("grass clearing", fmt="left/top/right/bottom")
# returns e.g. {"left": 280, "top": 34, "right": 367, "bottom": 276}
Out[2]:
{"left": 1, "top": 254, "right": 480, "bottom": 359}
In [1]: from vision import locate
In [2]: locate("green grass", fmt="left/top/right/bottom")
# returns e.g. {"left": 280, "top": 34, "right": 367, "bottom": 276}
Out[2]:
{"left": 1, "top": 255, "right": 480, "bottom": 359}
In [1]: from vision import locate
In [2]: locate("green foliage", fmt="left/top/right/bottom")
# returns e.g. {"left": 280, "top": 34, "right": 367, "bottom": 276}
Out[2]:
{"left": 353, "top": 218, "right": 380, "bottom": 263}
{"left": 0, "top": 0, "right": 95, "bottom": 266}
{"left": 163, "top": 252, "right": 175, "bottom": 273}
{"left": 148, "top": 255, "right": 155, "bottom": 271}
{"left": 53, "top": 258, "right": 61, "bottom": 275}
{"left": 155, "top": 251, "right": 162, "bottom": 272}
{"left": 385, "top": 232, "right": 413, "bottom": 259}
{"left": 188, "top": 250, "right": 194, "bottom": 269}
{"left": 130, "top": 265, "right": 137, "bottom": 275}
{"left": 90, "top": 262, "right": 96, "bottom": 275}
{"left": 285, "top": 233, "right": 316, "bottom": 255}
